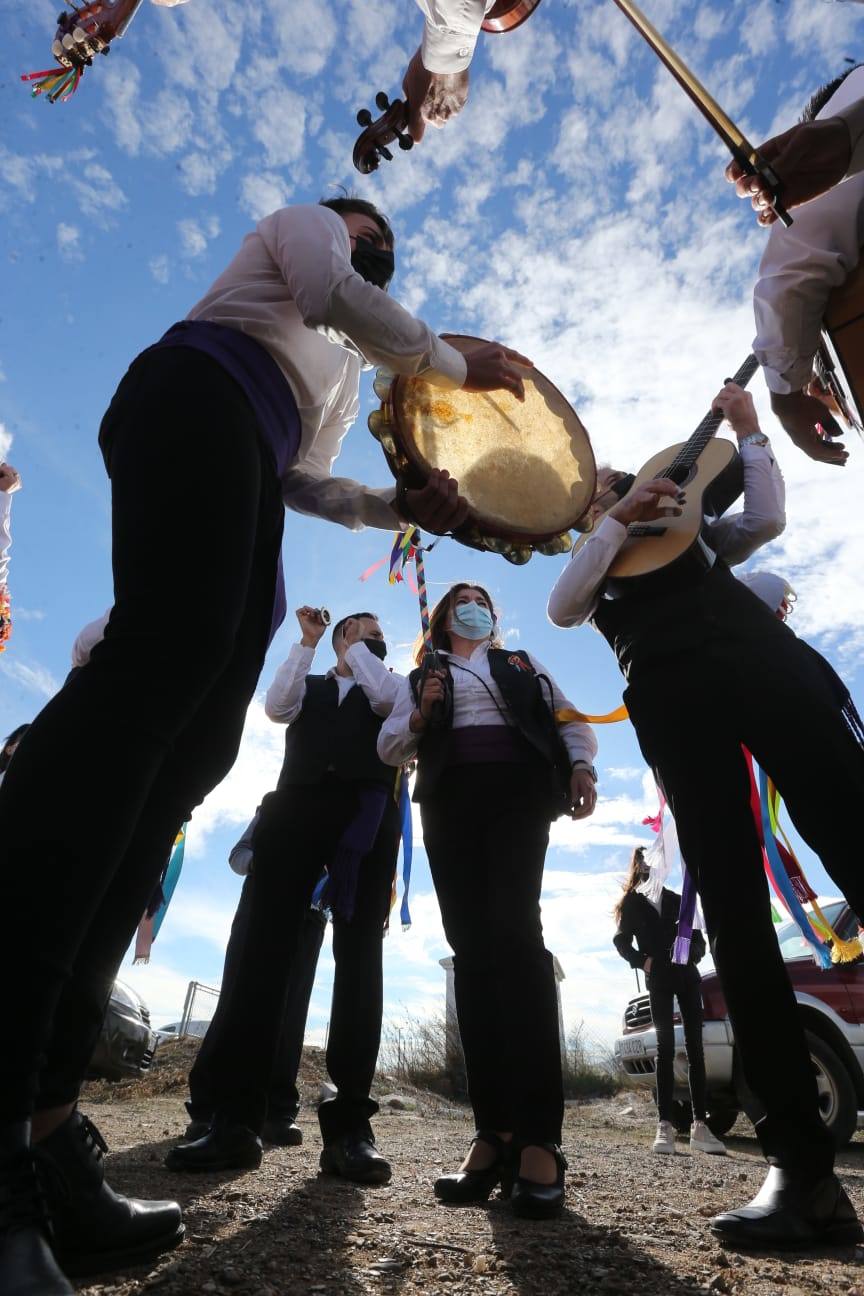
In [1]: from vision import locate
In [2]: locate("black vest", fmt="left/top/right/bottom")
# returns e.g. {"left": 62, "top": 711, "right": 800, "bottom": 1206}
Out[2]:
{"left": 277, "top": 676, "right": 395, "bottom": 789}
{"left": 408, "top": 648, "right": 570, "bottom": 803}
{"left": 592, "top": 560, "right": 799, "bottom": 682}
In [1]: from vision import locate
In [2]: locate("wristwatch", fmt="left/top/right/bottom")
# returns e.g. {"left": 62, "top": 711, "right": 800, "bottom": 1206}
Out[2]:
{"left": 738, "top": 432, "right": 769, "bottom": 448}
{"left": 571, "top": 761, "right": 598, "bottom": 782}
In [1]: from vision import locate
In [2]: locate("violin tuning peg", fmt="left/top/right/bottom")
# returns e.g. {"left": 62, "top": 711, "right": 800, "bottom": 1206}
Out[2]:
{"left": 398, "top": 135, "right": 413, "bottom": 151}
{"left": 379, "top": 144, "right": 393, "bottom": 163}
{"left": 375, "top": 90, "right": 391, "bottom": 112}
{"left": 356, "top": 108, "right": 373, "bottom": 127}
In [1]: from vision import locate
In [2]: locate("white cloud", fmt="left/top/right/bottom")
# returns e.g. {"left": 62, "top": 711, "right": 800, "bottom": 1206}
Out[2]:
{"left": 0, "top": 423, "right": 11, "bottom": 459}
{"left": 0, "top": 658, "right": 60, "bottom": 699}
{"left": 56, "top": 222, "right": 83, "bottom": 262}
{"left": 240, "top": 171, "right": 294, "bottom": 220}
{"left": 149, "top": 253, "right": 170, "bottom": 285}
{"left": 177, "top": 215, "right": 221, "bottom": 259}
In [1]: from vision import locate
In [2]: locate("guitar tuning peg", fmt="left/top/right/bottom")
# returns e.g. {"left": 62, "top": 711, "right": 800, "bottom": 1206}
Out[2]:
{"left": 375, "top": 90, "right": 391, "bottom": 112}
{"left": 356, "top": 108, "right": 373, "bottom": 127}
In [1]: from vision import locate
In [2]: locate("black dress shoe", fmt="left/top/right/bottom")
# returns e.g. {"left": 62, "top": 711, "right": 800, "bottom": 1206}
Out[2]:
{"left": 164, "top": 1119, "right": 262, "bottom": 1173}
{"left": 320, "top": 1133, "right": 391, "bottom": 1185}
{"left": 0, "top": 1121, "right": 72, "bottom": 1295}
{"left": 183, "top": 1118, "right": 211, "bottom": 1142}
{"left": 262, "top": 1116, "right": 303, "bottom": 1147}
{"left": 711, "top": 1167, "right": 864, "bottom": 1250}
{"left": 434, "top": 1131, "right": 513, "bottom": 1205}
{"left": 33, "top": 1110, "right": 184, "bottom": 1278}
{"left": 510, "top": 1142, "right": 567, "bottom": 1220}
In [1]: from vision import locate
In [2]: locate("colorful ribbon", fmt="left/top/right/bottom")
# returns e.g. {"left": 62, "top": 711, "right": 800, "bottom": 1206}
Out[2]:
{"left": 555, "top": 704, "right": 629, "bottom": 725}
{"left": 133, "top": 824, "right": 187, "bottom": 964}
{"left": 21, "top": 66, "right": 83, "bottom": 103}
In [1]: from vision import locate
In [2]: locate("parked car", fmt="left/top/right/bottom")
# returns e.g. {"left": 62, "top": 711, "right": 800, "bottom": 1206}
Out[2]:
{"left": 87, "top": 978, "right": 159, "bottom": 1082}
{"left": 613, "top": 899, "right": 864, "bottom": 1145}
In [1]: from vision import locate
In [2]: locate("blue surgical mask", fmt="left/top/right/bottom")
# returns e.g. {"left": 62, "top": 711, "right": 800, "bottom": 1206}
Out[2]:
{"left": 451, "top": 601, "right": 494, "bottom": 640}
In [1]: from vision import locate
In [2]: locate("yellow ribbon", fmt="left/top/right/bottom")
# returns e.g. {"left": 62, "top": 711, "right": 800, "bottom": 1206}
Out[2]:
{"left": 555, "top": 705, "right": 630, "bottom": 725}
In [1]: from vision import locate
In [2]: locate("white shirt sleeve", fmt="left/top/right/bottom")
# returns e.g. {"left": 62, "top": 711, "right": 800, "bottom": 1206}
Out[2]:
{"left": 344, "top": 642, "right": 403, "bottom": 716}
{"left": 71, "top": 609, "right": 111, "bottom": 668}
{"left": 0, "top": 492, "right": 12, "bottom": 591}
{"left": 524, "top": 652, "right": 598, "bottom": 767}
{"left": 264, "top": 643, "right": 316, "bottom": 724}
{"left": 377, "top": 674, "right": 420, "bottom": 765}
{"left": 257, "top": 206, "right": 467, "bottom": 388}
{"left": 282, "top": 391, "right": 399, "bottom": 531}
{"left": 547, "top": 516, "right": 630, "bottom": 628}
{"left": 228, "top": 813, "right": 259, "bottom": 876}
{"left": 753, "top": 67, "right": 864, "bottom": 395}
{"left": 417, "top": 0, "right": 496, "bottom": 74}
{"left": 705, "top": 443, "right": 786, "bottom": 564}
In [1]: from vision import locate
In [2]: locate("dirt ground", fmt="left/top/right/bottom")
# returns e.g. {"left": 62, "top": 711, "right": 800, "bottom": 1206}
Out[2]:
{"left": 75, "top": 1041, "right": 864, "bottom": 1296}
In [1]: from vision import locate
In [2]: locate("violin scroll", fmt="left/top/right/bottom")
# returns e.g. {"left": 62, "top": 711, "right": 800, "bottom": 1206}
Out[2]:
{"left": 353, "top": 90, "right": 413, "bottom": 175}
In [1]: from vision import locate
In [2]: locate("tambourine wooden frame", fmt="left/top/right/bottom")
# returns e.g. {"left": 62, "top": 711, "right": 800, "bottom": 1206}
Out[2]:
{"left": 370, "top": 334, "right": 596, "bottom": 562}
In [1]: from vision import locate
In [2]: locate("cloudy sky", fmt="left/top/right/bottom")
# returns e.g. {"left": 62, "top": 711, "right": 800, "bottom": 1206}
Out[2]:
{"left": 2, "top": 0, "right": 863, "bottom": 1049}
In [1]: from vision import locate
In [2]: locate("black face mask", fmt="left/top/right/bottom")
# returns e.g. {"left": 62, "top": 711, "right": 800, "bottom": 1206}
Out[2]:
{"left": 610, "top": 472, "right": 636, "bottom": 500}
{"left": 362, "top": 637, "right": 387, "bottom": 661}
{"left": 351, "top": 237, "right": 395, "bottom": 290}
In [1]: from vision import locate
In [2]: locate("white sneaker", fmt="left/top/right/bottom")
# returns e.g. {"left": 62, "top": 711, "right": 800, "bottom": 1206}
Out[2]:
{"left": 690, "top": 1120, "right": 727, "bottom": 1156}
{"left": 652, "top": 1121, "right": 676, "bottom": 1155}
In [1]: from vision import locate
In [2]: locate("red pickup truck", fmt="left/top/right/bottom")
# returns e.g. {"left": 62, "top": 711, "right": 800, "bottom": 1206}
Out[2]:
{"left": 613, "top": 899, "right": 864, "bottom": 1144}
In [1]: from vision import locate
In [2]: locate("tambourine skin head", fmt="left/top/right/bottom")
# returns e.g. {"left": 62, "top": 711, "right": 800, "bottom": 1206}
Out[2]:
{"left": 378, "top": 335, "right": 596, "bottom": 556}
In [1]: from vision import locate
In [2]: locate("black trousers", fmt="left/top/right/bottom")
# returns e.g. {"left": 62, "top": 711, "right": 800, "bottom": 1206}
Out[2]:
{"left": 626, "top": 639, "right": 864, "bottom": 1176}
{"left": 189, "top": 886, "right": 327, "bottom": 1123}
{"left": 200, "top": 776, "right": 401, "bottom": 1137}
{"left": 420, "top": 762, "right": 564, "bottom": 1145}
{"left": 647, "top": 962, "right": 706, "bottom": 1123}
{"left": 0, "top": 349, "right": 284, "bottom": 1118}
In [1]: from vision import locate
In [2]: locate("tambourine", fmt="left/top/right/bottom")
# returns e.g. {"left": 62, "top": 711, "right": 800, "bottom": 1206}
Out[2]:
{"left": 369, "top": 336, "right": 596, "bottom": 565}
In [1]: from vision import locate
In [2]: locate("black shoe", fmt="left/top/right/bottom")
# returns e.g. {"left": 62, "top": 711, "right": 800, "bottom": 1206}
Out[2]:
{"left": 510, "top": 1142, "right": 567, "bottom": 1220}
{"left": 164, "top": 1119, "right": 262, "bottom": 1173}
{"left": 434, "top": 1131, "right": 514, "bottom": 1206}
{"left": 0, "top": 1121, "right": 72, "bottom": 1295}
{"left": 320, "top": 1133, "right": 391, "bottom": 1185}
{"left": 711, "top": 1167, "right": 864, "bottom": 1250}
{"left": 33, "top": 1110, "right": 184, "bottom": 1278}
{"left": 183, "top": 1119, "right": 211, "bottom": 1143}
{"left": 262, "top": 1116, "right": 302, "bottom": 1147}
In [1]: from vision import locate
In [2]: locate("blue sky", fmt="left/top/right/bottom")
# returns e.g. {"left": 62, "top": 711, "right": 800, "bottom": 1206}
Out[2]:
{"left": 2, "top": 0, "right": 863, "bottom": 1046}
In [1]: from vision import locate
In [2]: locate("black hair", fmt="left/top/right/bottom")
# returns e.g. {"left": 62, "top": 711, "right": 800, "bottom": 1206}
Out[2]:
{"left": 802, "top": 64, "right": 863, "bottom": 123}
{"left": 319, "top": 196, "right": 394, "bottom": 248}
{"left": 0, "top": 723, "right": 30, "bottom": 772}
{"left": 331, "top": 612, "right": 379, "bottom": 648}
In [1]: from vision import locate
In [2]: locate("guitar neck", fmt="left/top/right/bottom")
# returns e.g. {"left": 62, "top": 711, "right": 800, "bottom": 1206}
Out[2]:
{"left": 662, "top": 354, "right": 759, "bottom": 480}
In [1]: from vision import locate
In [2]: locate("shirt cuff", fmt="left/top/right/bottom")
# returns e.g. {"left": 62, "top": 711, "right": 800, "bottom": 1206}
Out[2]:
{"left": 289, "top": 642, "right": 317, "bottom": 663}
{"left": 594, "top": 514, "right": 629, "bottom": 544}
{"left": 835, "top": 99, "right": 864, "bottom": 178}
{"left": 760, "top": 360, "right": 813, "bottom": 396}
{"left": 424, "top": 337, "right": 469, "bottom": 389}
{"left": 421, "top": 23, "right": 479, "bottom": 74}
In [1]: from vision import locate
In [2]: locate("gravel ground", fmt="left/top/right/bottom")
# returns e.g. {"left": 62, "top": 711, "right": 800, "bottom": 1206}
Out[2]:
{"left": 73, "top": 1042, "right": 864, "bottom": 1296}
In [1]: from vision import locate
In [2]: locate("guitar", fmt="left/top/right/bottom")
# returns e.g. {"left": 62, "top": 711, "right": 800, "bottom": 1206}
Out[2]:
{"left": 23, "top": 0, "right": 145, "bottom": 103}
{"left": 819, "top": 260, "right": 864, "bottom": 433}
{"left": 353, "top": 0, "right": 543, "bottom": 173}
{"left": 574, "top": 355, "right": 759, "bottom": 585}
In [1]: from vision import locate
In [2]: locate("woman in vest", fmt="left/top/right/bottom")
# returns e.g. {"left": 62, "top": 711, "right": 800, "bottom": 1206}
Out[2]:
{"left": 378, "top": 582, "right": 597, "bottom": 1218}
{"left": 613, "top": 847, "right": 725, "bottom": 1158}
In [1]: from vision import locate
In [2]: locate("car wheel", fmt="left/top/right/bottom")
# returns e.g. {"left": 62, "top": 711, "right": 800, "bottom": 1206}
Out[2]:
{"left": 734, "top": 1032, "right": 858, "bottom": 1149}
{"left": 806, "top": 1030, "right": 858, "bottom": 1148}
{"left": 705, "top": 1107, "right": 738, "bottom": 1138}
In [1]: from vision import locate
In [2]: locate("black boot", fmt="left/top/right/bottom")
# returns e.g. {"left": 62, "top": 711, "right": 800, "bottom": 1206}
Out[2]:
{"left": 33, "top": 1110, "right": 184, "bottom": 1277}
{"left": 320, "top": 1131, "right": 392, "bottom": 1185}
{"left": 711, "top": 1167, "right": 864, "bottom": 1250}
{"left": 510, "top": 1142, "right": 567, "bottom": 1220}
{"left": 0, "top": 1121, "right": 72, "bottom": 1295}
{"left": 262, "top": 1115, "right": 303, "bottom": 1147}
{"left": 434, "top": 1131, "right": 513, "bottom": 1205}
{"left": 165, "top": 1116, "right": 262, "bottom": 1173}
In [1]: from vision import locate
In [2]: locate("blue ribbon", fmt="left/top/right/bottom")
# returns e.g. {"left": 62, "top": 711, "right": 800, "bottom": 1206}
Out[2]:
{"left": 151, "top": 825, "right": 187, "bottom": 941}
{"left": 758, "top": 766, "right": 830, "bottom": 969}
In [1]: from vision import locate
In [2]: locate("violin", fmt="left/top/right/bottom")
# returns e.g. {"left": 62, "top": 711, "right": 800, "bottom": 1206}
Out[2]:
{"left": 353, "top": 0, "right": 542, "bottom": 174}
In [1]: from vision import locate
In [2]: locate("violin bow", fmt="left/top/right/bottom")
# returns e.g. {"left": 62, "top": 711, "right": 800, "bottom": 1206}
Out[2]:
{"left": 611, "top": 0, "right": 792, "bottom": 228}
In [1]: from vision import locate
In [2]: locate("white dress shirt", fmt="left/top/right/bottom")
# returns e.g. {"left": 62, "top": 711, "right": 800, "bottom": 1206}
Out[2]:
{"left": 187, "top": 204, "right": 467, "bottom": 531}
{"left": 264, "top": 640, "right": 403, "bottom": 727}
{"left": 376, "top": 642, "right": 598, "bottom": 768}
{"left": 753, "top": 67, "right": 864, "bottom": 395}
{"left": 0, "top": 492, "right": 12, "bottom": 592}
{"left": 228, "top": 812, "right": 258, "bottom": 877}
{"left": 416, "top": 0, "right": 496, "bottom": 74}
{"left": 546, "top": 444, "right": 786, "bottom": 628}
{"left": 70, "top": 609, "right": 110, "bottom": 668}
